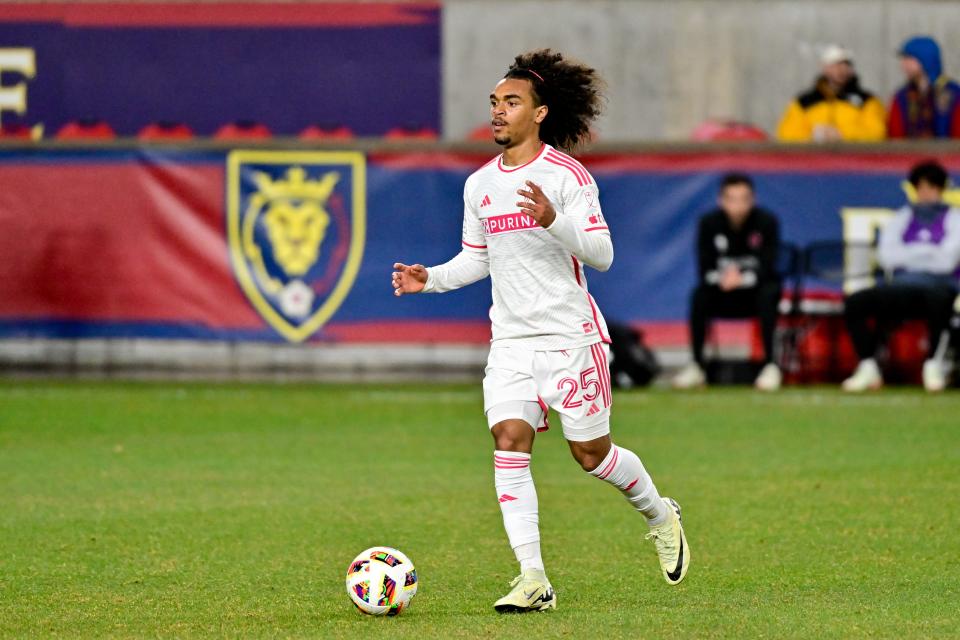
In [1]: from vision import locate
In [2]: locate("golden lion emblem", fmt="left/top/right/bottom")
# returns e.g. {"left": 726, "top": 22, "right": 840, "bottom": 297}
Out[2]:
{"left": 242, "top": 167, "right": 340, "bottom": 293}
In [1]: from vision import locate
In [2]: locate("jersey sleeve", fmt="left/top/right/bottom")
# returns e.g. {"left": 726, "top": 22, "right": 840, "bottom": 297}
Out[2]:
{"left": 422, "top": 182, "right": 490, "bottom": 293}
{"left": 543, "top": 172, "right": 613, "bottom": 271}
{"left": 459, "top": 182, "right": 488, "bottom": 253}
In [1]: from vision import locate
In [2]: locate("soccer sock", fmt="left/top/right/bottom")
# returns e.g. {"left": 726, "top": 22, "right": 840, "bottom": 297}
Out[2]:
{"left": 590, "top": 444, "right": 669, "bottom": 526}
{"left": 493, "top": 451, "right": 544, "bottom": 571}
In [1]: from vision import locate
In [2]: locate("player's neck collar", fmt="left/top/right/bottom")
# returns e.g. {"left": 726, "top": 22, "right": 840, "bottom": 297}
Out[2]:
{"left": 498, "top": 143, "right": 547, "bottom": 173}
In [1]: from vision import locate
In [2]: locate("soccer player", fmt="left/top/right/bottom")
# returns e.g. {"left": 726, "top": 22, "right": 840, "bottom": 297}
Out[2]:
{"left": 392, "top": 49, "right": 689, "bottom": 612}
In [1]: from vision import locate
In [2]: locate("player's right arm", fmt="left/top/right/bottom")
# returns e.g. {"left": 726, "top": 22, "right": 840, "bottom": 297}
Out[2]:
{"left": 392, "top": 183, "right": 490, "bottom": 296}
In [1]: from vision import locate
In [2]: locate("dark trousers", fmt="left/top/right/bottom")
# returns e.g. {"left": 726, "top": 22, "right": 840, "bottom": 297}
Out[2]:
{"left": 844, "top": 283, "right": 958, "bottom": 360}
{"left": 690, "top": 282, "right": 782, "bottom": 366}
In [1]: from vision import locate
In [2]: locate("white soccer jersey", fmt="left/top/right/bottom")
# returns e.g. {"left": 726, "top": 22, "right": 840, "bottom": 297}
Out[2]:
{"left": 423, "top": 143, "right": 613, "bottom": 350}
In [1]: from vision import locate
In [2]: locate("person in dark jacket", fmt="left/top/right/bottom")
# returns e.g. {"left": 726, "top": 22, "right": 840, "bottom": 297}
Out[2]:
{"left": 888, "top": 36, "right": 960, "bottom": 139}
{"left": 674, "top": 173, "right": 782, "bottom": 390}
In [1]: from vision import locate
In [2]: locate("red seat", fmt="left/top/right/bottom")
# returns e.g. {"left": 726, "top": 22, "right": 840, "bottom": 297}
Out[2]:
{"left": 138, "top": 121, "right": 195, "bottom": 140}
{"left": 0, "top": 123, "right": 36, "bottom": 139}
{"left": 384, "top": 126, "right": 438, "bottom": 140}
{"left": 299, "top": 124, "right": 355, "bottom": 140}
{"left": 691, "top": 119, "right": 768, "bottom": 142}
{"left": 467, "top": 123, "right": 493, "bottom": 141}
{"left": 55, "top": 119, "right": 116, "bottom": 139}
{"left": 213, "top": 120, "right": 272, "bottom": 140}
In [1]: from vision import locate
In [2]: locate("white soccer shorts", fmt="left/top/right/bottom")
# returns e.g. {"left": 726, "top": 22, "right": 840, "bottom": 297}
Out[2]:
{"left": 483, "top": 342, "right": 613, "bottom": 442}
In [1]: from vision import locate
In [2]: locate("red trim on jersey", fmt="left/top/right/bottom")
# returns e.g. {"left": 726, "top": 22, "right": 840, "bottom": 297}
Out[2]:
{"left": 546, "top": 150, "right": 592, "bottom": 185}
{"left": 545, "top": 152, "right": 590, "bottom": 185}
{"left": 536, "top": 396, "right": 550, "bottom": 432}
{"left": 497, "top": 144, "right": 546, "bottom": 173}
{"left": 462, "top": 240, "right": 487, "bottom": 249}
{"left": 544, "top": 156, "right": 587, "bottom": 186}
{"left": 546, "top": 150, "right": 588, "bottom": 180}
{"left": 584, "top": 226, "right": 609, "bottom": 232}
{"left": 590, "top": 343, "right": 611, "bottom": 407}
{"left": 588, "top": 294, "right": 611, "bottom": 344}
{"left": 598, "top": 344, "right": 612, "bottom": 406}
{"left": 571, "top": 256, "right": 611, "bottom": 344}
{"left": 596, "top": 344, "right": 608, "bottom": 407}
{"left": 480, "top": 155, "right": 499, "bottom": 170}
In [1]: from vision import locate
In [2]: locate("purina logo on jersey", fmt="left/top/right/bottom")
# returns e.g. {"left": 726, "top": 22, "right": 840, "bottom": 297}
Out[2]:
{"left": 226, "top": 150, "right": 366, "bottom": 342}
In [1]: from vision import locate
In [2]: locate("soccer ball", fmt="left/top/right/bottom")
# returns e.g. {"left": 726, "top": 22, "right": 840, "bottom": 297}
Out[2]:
{"left": 345, "top": 546, "right": 418, "bottom": 616}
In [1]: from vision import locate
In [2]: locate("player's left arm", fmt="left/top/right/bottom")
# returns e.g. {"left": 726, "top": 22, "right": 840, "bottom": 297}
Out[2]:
{"left": 517, "top": 179, "right": 613, "bottom": 271}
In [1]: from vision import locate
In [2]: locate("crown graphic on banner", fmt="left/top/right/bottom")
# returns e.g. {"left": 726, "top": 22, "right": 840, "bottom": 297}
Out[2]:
{"left": 252, "top": 166, "right": 340, "bottom": 203}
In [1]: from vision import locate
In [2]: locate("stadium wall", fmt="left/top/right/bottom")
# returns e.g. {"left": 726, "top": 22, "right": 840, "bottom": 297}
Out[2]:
{"left": 444, "top": 0, "right": 960, "bottom": 140}
{"left": 1, "top": 140, "right": 958, "bottom": 379}
{"left": 5, "top": 1, "right": 960, "bottom": 141}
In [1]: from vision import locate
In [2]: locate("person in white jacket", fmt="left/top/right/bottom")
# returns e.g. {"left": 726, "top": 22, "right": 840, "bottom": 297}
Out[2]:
{"left": 843, "top": 160, "right": 960, "bottom": 392}
{"left": 391, "top": 49, "right": 689, "bottom": 613}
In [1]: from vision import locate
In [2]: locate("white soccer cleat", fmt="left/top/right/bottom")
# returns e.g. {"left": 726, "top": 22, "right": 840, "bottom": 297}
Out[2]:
{"left": 754, "top": 362, "right": 782, "bottom": 391}
{"left": 673, "top": 363, "right": 706, "bottom": 389}
{"left": 923, "top": 359, "right": 946, "bottom": 392}
{"left": 493, "top": 569, "right": 556, "bottom": 613}
{"left": 645, "top": 497, "right": 689, "bottom": 586}
{"left": 842, "top": 359, "right": 883, "bottom": 392}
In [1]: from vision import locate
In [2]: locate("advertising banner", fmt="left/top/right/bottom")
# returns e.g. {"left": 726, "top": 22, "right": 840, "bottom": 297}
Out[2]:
{"left": 1, "top": 146, "right": 958, "bottom": 345}
{"left": 0, "top": 3, "right": 440, "bottom": 136}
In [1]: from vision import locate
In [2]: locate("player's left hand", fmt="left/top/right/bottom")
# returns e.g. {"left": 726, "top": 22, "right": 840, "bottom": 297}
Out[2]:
{"left": 517, "top": 181, "right": 556, "bottom": 228}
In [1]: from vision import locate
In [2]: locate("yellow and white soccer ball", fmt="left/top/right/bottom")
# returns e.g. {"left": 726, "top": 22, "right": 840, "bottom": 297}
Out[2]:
{"left": 345, "top": 546, "right": 418, "bottom": 616}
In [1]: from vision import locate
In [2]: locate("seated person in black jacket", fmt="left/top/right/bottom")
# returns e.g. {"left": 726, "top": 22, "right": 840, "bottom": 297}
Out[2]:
{"left": 674, "top": 173, "right": 783, "bottom": 390}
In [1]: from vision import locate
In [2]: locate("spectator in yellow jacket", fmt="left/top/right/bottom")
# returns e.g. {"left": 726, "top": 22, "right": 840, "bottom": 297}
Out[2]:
{"left": 777, "top": 45, "right": 886, "bottom": 142}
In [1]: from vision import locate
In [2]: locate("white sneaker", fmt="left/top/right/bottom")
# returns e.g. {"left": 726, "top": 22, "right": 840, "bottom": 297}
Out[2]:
{"left": 923, "top": 359, "right": 946, "bottom": 392}
{"left": 754, "top": 363, "right": 782, "bottom": 391}
{"left": 645, "top": 497, "right": 689, "bottom": 585}
{"left": 493, "top": 569, "right": 557, "bottom": 613}
{"left": 842, "top": 359, "right": 882, "bottom": 392}
{"left": 673, "top": 363, "right": 706, "bottom": 389}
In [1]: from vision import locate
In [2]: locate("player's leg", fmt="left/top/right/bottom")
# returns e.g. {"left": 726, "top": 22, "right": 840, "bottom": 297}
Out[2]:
{"left": 675, "top": 285, "right": 712, "bottom": 387}
{"left": 566, "top": 434, "right": 667, "bottom": 522}
{"left": 753, "top": 281, "right": 784, "bottom": 390}
{"left": 567, "top": 434, "right": 688, "bottom": 585}
{"left": 490, "top": 413, "right": 540, "bottom": 572}
{"left": 541, "top": 344, "right": 689, "bottom": 585}
{"left": 484, "top": 346, "right": 556, "bottom": 612}
{"left": 842, "top": 286, "right": 885, "bottom": 390}
{"left": 897, "top": 283, "right": 956, "bottom": 391}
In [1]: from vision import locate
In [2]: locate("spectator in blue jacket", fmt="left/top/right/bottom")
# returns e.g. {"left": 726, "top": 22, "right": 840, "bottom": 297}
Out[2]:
{"left": 888, "top": 36, "right": 960, "bottom": 138}
{"left": 843, "top": 160, "right": 960, "bottom": 392}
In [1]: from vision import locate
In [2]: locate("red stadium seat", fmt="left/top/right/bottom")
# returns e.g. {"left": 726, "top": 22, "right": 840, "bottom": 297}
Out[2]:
{"left": 55, "top": 119, "right": 116, "bottom": 139}
{"left": 138, "top": 121, "right": 196, "bottom": 140}
{"left": 299, "top": 124, "right": 355, "bottom": 140}
{"left": 467, "top": 123, "right": 493, "bottom": 141}
{"left": 384, "top": 126, "right": 438, "bottom": 140}
{"left": 691, "top": 119, "right": 768, "bottom": 142}
{"left": 213, "top": 120, "right": 273, "bottom": 140}
{"left": 0, "top": 123, "right": 36, "bottom": 139}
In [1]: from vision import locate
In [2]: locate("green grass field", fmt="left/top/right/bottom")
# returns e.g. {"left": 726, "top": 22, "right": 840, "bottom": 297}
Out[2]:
{"left": 2, "top": 381, "right": 959, "bottom": 638}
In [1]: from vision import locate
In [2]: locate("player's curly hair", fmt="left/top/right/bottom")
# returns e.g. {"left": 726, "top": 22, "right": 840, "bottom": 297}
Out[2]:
{"left": 504, "top": 49, "right": 605, "bottom": 153}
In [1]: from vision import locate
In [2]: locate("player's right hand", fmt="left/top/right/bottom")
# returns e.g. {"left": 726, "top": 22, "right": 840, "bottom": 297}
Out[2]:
{"left": 392, "top": 263, "right": 428, "bottom": 296}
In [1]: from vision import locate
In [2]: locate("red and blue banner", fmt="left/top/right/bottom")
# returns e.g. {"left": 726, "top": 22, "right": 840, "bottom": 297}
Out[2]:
{"left": 0, "top": 3, "right": 440, "bottom": 136}
{"left": 1, "top": 146, "right": 958, "bottom": 345}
